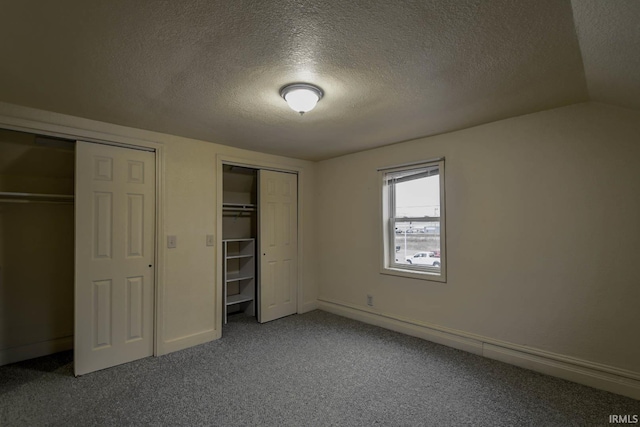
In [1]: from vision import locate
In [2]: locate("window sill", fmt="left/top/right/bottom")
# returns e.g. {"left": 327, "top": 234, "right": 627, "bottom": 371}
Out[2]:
{"left": 380, "top": 267, "right": 446, "bottom": 283}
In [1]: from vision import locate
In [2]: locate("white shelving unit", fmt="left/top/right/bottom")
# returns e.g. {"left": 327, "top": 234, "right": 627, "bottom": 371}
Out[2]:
{"left": 223, "top": 238, "right": 255, "bottom": 323}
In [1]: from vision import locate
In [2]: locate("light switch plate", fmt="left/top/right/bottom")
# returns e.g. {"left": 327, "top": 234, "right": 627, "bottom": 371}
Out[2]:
{"left": 167, "top": 235, "right": 177, "bottom": 248}
{"left": 206, "top": 234, "right": 215, "bottom": 246}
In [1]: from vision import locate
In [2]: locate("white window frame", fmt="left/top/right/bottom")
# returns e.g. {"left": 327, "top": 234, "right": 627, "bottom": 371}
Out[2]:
{"left": 379, "top": 158, "right": 446, "bottom": 282}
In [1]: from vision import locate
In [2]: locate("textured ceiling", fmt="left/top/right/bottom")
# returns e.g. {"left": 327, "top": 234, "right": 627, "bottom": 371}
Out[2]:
{"left": 571, "top": 0, "right": 640, "bottom": 111}
{"left": 0, "top": 1, "right": 637, "bottom": 160}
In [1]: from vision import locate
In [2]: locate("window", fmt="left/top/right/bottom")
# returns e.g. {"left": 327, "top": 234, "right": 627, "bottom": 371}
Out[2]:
{"left": 381, "top": 159, "right": 446, "bottom": 281}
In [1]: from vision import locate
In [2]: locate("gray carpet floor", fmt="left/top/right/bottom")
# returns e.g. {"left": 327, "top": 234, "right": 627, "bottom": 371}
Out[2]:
{"left": 1, "top": 310, "right": 639, "bottom": 426}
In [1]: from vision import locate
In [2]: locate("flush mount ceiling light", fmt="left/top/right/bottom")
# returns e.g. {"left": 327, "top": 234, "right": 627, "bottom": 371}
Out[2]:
{"left": 280, "top": 83, "right": 323, "bottom": 115}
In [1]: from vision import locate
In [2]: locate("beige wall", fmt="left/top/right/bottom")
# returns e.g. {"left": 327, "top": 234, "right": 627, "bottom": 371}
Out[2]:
{"left": 161, "top": 135, "right": 318, "bottom": 348}
{"left": 316, "top": 102, "right": 640, "bottom": 374}
{"left": 0, "top": 102, "right": 318, "bottom": 357}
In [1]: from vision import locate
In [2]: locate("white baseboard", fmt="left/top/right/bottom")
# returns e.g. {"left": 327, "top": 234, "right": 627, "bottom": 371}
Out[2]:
{"left": 0, "top": 336, "right": 73, "bottom": 366}
{"left": 318, "top": 298, "right": 640, "bottom": 400}
{"left": 483, "top": 344, "right": 640, "bottom": 400}
{"left": 300, "top": 300, "right": 319, "bottom": 314}
{"left": 159, "top": 328, "right": 217, "bottom": 355}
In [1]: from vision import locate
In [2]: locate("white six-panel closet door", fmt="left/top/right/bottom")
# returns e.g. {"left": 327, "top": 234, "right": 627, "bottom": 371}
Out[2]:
{"left": 258, "top": 169, "right": 298, "bottom": 323}
{"left": 75, "top": 141, "right": 155, "bottom": 376}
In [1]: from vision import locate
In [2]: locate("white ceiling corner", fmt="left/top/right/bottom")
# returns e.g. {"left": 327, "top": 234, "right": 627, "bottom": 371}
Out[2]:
{"left": 571, "top": 0, "right": 640, "bottom": 111}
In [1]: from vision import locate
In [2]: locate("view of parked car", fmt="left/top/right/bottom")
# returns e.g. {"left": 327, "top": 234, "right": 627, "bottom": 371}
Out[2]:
{"left": 406, "top": 251, "right": 440, "bottom": 267}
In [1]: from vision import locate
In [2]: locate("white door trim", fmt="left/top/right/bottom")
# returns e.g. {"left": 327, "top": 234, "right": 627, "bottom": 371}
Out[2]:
{"left": 0, "top": 115, "right": 165, "bottom": 357}
{"left": 215, "top": 154, "right": 306, "bottom": 336}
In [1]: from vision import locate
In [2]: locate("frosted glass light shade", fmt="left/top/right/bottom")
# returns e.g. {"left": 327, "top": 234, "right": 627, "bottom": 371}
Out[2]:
{"left": 280, "top": 83, "right": 323, "bottom": 114}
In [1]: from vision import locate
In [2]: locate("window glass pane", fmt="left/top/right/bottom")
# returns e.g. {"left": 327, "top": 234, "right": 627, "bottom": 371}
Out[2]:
{"left": 394, "top": 173, "right": 440, "bottom": 218}
{"left": 393, "top": 220, "right": 441, "bottom": 269}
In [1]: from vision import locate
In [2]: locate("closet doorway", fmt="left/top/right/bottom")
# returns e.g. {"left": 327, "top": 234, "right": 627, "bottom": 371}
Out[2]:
{"left": 0, "top": 128, "right": 158, "bottom": 376}
{"left": 220, "top": 161, "right": 298, "bottom": 327}
{"left": 0, "top": 129, "right": 75, "bottom": 367}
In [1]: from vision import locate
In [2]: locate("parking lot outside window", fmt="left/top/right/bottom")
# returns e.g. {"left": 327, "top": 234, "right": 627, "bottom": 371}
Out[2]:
{"left": 380, "top": 159, "right": 446, "bottom": 282}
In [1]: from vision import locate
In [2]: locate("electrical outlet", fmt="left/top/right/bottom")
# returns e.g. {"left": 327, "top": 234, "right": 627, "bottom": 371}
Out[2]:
{"left": 167, "top": 235, "right": 177, "bottom": 249}
{"left": 206, "top": 234, "right": 215, "bottom": 246}
{"left": 366, "top": 294, "right": 374, "bottom": 307}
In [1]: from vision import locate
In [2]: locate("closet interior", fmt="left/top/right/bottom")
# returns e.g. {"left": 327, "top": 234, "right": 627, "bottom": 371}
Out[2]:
{"left": 0, "top": 128, "right": 75, "bottom": 365}
{"left": 222, "top": 164, "right": 258, "bottom": 324}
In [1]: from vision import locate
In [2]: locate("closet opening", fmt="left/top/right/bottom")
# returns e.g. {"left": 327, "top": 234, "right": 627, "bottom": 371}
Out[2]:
{"left": 222, "top": 165, "right": 258, "bottom": 324}
{"left": 0, "top": 128, "right": 75, "bottom": 366}
{"left": 220, "top": 162, "right": 299, "bottom": 331}
{"left": 1, "top": 127, "right": 159, "bottom": 376}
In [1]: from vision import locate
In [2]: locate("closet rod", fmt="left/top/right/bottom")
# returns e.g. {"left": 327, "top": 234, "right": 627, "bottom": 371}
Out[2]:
{"left": 222, "top": 207, "right": 256, "bottom": 212}
{"left": 222, "top": 211, "right": 253, "bottom": 218}
{"left": 0, "top": 191, "right": 74, "bottom": 201}
{"left": 0, "top": 198, "right": 74, "bottom": 205}
{"left": 222, "top": 202, "right": 256, "bottom": 213}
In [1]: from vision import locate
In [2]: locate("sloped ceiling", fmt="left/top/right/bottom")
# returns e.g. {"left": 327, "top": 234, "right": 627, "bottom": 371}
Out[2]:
{"left": 571, "top": 0, "right": 640, "bottom": 111}
{"left": 0, "top": 1, "right": 637, "bottom": 160}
